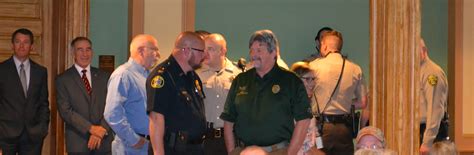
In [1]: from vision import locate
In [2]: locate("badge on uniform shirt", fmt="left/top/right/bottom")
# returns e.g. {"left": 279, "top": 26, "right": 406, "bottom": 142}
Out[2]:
{"left": 272, "top": 85, "right": 280, "bottom": 94}
{"left": 195, "top": 80, "right": 202, "bottom": 92}
{"left": 151, "top": 75, "right": 165, "bottom": 88}
{"left": 428, "top": 75, "right": 438, "bottom": 86}
{"left": 237, "top": 86, "right": 248, "bottom": 96}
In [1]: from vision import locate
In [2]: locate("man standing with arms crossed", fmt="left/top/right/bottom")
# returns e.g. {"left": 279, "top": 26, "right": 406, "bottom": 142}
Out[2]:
{"left": 104, "top": 34, "right": 160, "bottom": 154}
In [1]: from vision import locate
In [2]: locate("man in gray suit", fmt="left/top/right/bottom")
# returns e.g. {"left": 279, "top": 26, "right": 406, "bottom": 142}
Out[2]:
{"left": 56, "top": 37, "right": 113, "bottom": 154}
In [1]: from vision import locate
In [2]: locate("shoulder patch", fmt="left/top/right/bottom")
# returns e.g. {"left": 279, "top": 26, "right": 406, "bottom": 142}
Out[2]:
{"left": 151, "top": 75, "right": 165, "bottom": 88}
{"left": 427, "top": 75, "right": 438, "bottom": 86}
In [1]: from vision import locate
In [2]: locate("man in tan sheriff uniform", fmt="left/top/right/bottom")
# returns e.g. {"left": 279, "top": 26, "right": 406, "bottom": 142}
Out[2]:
{"left": 308, "top": 30, "right": 368, "bottom": 154}
{"left": 196, "top": 33, "right": 242, "bottom": 155}
{"left": 419, "top": 39, "right": 449, "bottom": 155}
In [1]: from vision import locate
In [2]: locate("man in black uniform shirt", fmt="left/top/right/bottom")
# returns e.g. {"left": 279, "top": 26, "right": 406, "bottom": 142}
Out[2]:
{"left": 147, "top": 31, "right": 207, "bottom": 155}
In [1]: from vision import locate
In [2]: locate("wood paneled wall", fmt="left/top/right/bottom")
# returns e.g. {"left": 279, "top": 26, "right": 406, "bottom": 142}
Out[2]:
{"left": 370, "top": 0, "right": 421, "bottom": 154}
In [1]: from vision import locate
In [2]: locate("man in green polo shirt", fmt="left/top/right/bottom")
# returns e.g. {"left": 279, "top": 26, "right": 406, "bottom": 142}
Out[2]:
{"left": 220, "top": 29, "right": 312, "bottom": 155}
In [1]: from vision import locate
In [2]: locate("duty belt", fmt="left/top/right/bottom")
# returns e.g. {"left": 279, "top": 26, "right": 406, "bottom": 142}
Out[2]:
{"left": 237, "top": 140, "right": 289, "bottom": 152}
{"left": 165, "top": 131, "right": 205, "bottom": 145}
{"left": 318, "top": 114, "right": 350, "bottom": 123}
{"left": 206, "top": 127, "right": 224, "bottom": 138}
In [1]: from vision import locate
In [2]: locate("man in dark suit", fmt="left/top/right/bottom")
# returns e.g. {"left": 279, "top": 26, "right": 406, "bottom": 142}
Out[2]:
{"left": 0, "top": 28, "right": 50, "bottom": 155}
{"left": 56, "top": 37, "right": 113, "bottom": 154}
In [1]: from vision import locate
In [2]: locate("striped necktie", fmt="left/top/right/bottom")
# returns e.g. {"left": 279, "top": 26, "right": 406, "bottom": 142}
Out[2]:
{"left": 81, "top": 69, "right": 92, "bottom": 95}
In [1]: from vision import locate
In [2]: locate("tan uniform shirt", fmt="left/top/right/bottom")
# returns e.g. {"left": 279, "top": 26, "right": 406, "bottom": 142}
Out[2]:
{"left": 420, "top": 57, "right": 448, "bottom": 146}
{"left": 308, "top": 53, "right": 367, "bottom": 115}
{"left": 196, "top": 58, "right": 241, "bottom": 128}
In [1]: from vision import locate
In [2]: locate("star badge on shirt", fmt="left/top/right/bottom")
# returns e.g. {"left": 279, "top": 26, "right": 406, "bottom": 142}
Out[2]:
{"left": 427, "top": 75, "right": 438, "bottom": 86}
{"left": 151, "top": 75, "right": 165, "bottom": 88}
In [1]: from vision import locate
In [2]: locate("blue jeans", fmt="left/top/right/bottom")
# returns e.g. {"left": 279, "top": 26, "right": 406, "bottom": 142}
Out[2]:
{"left": 111, "top": 135, "right": 149, "bottom": 155}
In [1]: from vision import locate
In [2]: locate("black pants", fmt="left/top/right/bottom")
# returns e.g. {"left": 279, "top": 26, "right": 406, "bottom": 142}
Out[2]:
{"left": 420, "top": 121, "right": 448, "bottom": 145}
{"left": 321, "top": 123, "right": 354, "bottom": 155}
{"left": 165, "top": 143, "right": 204, "bottom": 155}
{"left": 203, "top": 137, "right": 226, "bottom": 155}
{"left": 68, "top": 151, "right": 111, "bottom": 155}
{"left": 0, "top": 130, "right": 44, "bottom": 155}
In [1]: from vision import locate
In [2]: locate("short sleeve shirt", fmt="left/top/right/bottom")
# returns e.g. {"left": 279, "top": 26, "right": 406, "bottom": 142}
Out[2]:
{"left": 220, "top": 64, "right": 312, "bottom": 146}
{"left": 146, "top": 56, "right": 206, "bottom": 140}
{"left": 308, "top": 53, "right": 368, "bottom": 115}
{"left": 196, "top": 58, "right": 242, "bottom": 128}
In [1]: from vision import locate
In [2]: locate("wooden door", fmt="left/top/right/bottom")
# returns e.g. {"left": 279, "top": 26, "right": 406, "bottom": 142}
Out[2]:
{"left": 0, "top": 0, "right": 53, "bottom": 154}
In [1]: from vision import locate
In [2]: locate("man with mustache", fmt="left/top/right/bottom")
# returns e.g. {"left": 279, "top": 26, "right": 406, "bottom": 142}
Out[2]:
{"left": 220, "top": 29, "right": 312, "bottom": 155}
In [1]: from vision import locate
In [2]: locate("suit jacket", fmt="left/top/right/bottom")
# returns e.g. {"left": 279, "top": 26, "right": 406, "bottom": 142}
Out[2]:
{"left": 56, "top": 65, "right": 113, "bottom": 153}
{"left": 0, "top": 56, "right": 50, "bottom": 142}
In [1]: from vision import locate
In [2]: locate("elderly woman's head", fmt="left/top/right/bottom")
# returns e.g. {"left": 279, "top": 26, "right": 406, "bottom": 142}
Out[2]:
{"left": 291, "top": 61, "right": 315, "bottom": 97}
{"left": 356, "top": 126, "right": 386, "bottom": 150}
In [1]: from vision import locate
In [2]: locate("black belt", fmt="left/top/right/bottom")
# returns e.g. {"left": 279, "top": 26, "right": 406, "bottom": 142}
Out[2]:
{"left": 137, "top": 133, "right": 150, "bottom": 140}
{"left": 206, "top": 127, "right": 224, "bottom": 139}
{"left": 317, "top": 114, "right": 349, "bottom": 123}
{"left": 165, "top": 131, "right": 205, "bottom": 145}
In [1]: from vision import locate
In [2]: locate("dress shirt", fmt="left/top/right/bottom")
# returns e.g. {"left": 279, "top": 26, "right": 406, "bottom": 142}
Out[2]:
{"left": 104, "top": 58, "right": 150, "bottom": 147}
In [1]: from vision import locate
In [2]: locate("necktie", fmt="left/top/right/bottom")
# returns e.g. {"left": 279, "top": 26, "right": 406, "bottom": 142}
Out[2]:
{"left": 81, "top": 69, "right": 92, "bottom": 95}
{"left": 20, "top": 63, "right": 27, "bottom": 96}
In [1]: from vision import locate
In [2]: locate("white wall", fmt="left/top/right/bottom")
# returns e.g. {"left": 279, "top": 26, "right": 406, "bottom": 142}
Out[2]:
{"left": 462, "top": 0, "right": 474, "bottom": 135}
{"left": 144, "top": 0, "right": 183, "bottom": 64}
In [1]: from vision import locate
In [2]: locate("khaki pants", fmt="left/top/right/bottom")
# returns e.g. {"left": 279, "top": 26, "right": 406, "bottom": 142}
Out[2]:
{"left": 230, "top": 146, "right": 287, "bottom": 155}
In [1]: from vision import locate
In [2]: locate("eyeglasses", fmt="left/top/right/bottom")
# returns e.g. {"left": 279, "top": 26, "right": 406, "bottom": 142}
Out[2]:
{"left": 356, "top": 144, "right": 383, "bottom": 150}
{"left": 145, "top": 46, "right": 159, "bottom": 52}
{"left": 183, "top": 47, "right": 205, "bottom": 53}
{"left": 301, "top": 77, "right": 315, "bottom": 82}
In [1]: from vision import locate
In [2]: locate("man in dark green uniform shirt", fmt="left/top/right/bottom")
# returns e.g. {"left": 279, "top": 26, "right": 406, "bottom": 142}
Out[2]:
{"left": 220, "top": 29, "right": 312, "bottom": 155}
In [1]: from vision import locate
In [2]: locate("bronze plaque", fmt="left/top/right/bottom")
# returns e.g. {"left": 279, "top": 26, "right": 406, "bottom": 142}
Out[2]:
{"left": 99, "top": 55, "right": 114, "bottom": 73}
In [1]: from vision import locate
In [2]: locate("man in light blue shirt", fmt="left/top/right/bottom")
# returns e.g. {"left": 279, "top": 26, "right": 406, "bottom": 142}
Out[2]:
{"left": 104, "top": 34, "right": 160, "bottom": 155}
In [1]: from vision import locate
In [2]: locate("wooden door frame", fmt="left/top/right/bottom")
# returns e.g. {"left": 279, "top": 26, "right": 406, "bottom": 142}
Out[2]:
{"left": 51, "top": 0, "right": 89, "bottom": 154}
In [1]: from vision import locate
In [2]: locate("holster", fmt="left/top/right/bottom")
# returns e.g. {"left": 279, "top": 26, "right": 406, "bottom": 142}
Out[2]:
{"left": 349, "top": 105, "right": 360, "bottom": 138}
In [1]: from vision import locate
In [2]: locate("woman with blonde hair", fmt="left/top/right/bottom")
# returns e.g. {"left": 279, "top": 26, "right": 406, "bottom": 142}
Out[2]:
{"left": 291, "top": 61, "right": 324, "bottom": 155}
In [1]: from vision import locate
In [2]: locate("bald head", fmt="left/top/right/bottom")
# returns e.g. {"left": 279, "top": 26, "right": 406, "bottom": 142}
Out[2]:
{"left": 320, "top": 30, "right": 343, "bottom": 57}
{"left": 172, "top": 31, "right": 206, "bottom": 71}
{"left": 240, "top": 146, "right": 268, "bottom": 155}
{"left": 205, "top": 33, "right": 227, "bottom": 52}
{"left": 203, "top": 33, "right": 228, "bottom": 68}
{"left": 129, "top": 34, "right": 160, "bottom": 69}
{"left": 174, "top": 32, "right": 204, "bottom": 51}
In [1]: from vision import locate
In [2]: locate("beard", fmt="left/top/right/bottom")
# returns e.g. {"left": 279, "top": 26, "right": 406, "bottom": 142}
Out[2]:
{"left": 188, "top": 52, "right": 202, "bottom": 70}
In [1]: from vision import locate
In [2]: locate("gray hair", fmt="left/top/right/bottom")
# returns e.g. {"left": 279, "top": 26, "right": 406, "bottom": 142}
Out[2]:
{"left": 248, "top": 29, "right": 279, "bottom": 53}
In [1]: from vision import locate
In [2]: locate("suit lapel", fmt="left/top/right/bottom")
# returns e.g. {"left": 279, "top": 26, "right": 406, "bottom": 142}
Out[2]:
{"left": 90, "top": 68, "right": 99, "bottom": 104}
{"left": 6, "top": 57, "right": 27, "bottom": 99}
{"left": 26, "top": 62, "right": 39, "bottom": 100}
{"left": 90, "top": 67, "right": 103, "bottom": 124}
